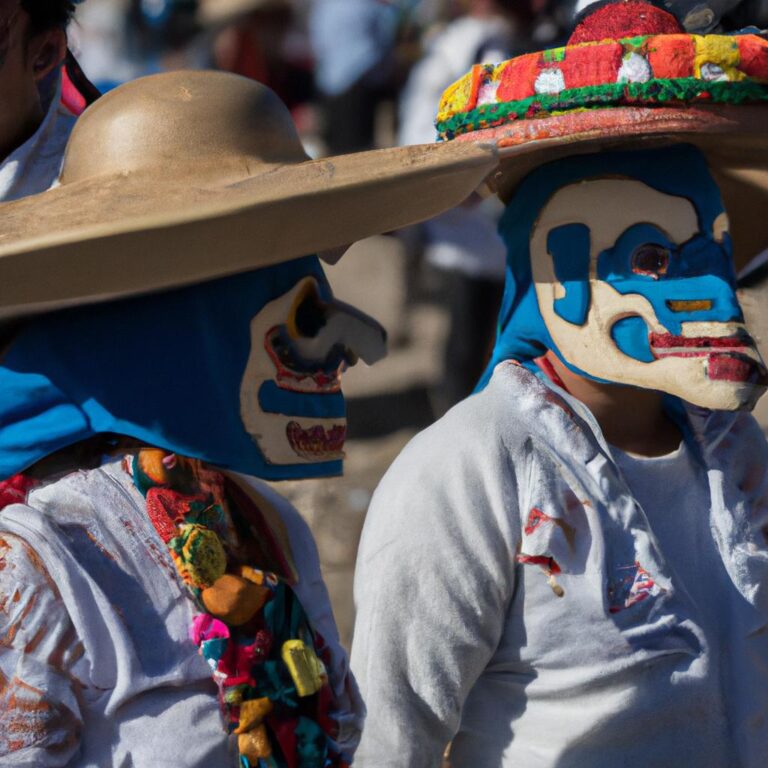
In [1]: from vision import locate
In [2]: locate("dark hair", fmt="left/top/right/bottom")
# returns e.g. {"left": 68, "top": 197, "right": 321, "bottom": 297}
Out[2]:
{"left": 20, "top": 0, "right": 77, "bottom": 35}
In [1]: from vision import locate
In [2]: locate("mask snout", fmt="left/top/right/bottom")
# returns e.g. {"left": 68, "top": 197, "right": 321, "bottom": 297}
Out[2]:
{"left": 267, "top": 278, "right": 387, "bottom": 394}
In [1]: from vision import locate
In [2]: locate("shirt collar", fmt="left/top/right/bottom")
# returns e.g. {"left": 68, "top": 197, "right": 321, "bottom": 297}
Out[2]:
{"left": 0, "top": 76, "right": 76, "bottom": 203}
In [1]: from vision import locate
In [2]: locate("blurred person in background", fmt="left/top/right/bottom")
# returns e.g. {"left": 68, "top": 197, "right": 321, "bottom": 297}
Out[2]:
{"left": 125, "top": 0, "right": 201, "bottom": 71}
{"left": 199, "top": 0, "right": 313, "bottom": 112}
{"left": 0, "top": 0, "right": 92, "bottom": 202}
{"left": 121, "top": 1, "right": 314, "bottom": 117}
{"left": 720, "top": 0, "right": 768, "bottom": 27}
{"left": 70, "top": 0, "right": 134, "bottom": 92}
{"left": 308, "top": 0, "right": 407, "bottom": 154}
{"left": 398, "top": 0, "right": 530, "bottom": 412}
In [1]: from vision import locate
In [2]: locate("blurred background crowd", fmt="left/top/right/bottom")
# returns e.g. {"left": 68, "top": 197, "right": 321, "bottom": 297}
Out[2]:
{"left": 67, "top": 0, "right": 768, "bottom": 647}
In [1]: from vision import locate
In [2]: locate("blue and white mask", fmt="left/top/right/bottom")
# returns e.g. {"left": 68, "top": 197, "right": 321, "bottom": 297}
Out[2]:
{"left": 482, "top": 144, "right": 767, "bottom": 411}
{"left": 0, "top": 256, "right": 386, "bottom": 480}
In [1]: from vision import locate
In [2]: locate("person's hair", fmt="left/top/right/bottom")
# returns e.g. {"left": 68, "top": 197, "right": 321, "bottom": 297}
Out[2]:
{"left": 20, "top": 0, "right": 77, "bottom": 35}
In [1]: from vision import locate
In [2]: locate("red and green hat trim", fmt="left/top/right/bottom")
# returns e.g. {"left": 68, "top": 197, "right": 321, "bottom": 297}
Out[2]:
{"left": 435, "top": 2, "right": 768, "bottom": 141}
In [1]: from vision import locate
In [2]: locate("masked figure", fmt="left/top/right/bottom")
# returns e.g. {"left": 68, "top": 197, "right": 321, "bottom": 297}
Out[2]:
{"left": 0, "top": 71, "right": 495, "bottom": 767}
{"left": 485, "top": 143, "right": 767, "bottom": 411}
{"left": 352, "top": 3, "right": 768, "bottom": 766}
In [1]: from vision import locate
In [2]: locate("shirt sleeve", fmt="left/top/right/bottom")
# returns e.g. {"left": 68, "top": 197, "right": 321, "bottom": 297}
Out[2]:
{"left": 351, "top": 412, "right": 521, "bottom": 767}
{"left": 0, "top": 533, "right": 83, "bottom": 767}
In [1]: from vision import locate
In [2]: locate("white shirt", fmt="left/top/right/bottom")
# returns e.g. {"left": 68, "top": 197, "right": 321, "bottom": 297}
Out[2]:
{"left": 0, "top": 458, "right": 362, "bottom": 766}
{"left": 613, "top": 442, "right": 732, "bottom": 639}
{"left": 352, "top": 362, "right": 768, "bottom": 767}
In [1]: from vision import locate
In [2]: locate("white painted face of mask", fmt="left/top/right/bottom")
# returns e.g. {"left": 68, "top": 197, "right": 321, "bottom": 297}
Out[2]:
{"left": 530, "top": 179, "right": 768, "bottom": 411}
{"left": 239, "top": 276, "right": 386, "bottom": 466}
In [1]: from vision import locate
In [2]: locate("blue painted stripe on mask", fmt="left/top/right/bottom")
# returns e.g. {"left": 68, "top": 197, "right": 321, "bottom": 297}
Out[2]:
{"left": 611, "top": 317, "right": 655, "bottom": 363}
{"left": 258, "top": 381, "right": 346, "bottom": 419}
{"left": 549, "top": 223, "right": 591, "bottom": 326}
{"left": 606, "top": 274, "right": 743, "bottom": 335}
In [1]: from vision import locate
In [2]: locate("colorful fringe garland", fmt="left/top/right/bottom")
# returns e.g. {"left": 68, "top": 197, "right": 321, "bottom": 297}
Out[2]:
{"left": 131, "top": 449, "right": 350, "bottom": 768}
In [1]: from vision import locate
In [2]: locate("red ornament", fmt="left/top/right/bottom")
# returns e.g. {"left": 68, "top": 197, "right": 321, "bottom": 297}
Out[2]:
{"left": 0, "top": 474, "right": 37, "bottom": 511}
{"left": 569, "top": 1, "right": 683, "bottom": 45}
{"left": 145, "top": 487, "right": 201, "bottom": 542}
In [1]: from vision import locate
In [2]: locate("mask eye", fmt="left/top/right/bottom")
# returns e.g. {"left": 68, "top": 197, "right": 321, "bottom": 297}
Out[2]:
{"left": 631, "top": 244, "right": 671, "bottom": 279}
{"left": 288, "top": 281, "right": 327, "bottom": 339}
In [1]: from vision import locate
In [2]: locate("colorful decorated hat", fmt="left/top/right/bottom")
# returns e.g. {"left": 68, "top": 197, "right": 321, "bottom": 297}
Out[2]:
{"left": 0, "top": 70, "right": 496, "bottom": 322}
{"left": 436, "top": 0, "right": 768, "bottom": 268}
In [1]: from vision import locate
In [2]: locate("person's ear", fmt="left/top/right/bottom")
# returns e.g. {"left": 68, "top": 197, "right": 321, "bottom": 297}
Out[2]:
{"left": 28, "top": 28, "right": 67, "bottom": 83}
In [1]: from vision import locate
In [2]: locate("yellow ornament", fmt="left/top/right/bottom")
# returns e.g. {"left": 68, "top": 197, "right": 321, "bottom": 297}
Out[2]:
{"left": 235, "top": 697, "right": 273, "bottom": 734}
{"left": 693, "top": 35, "right": 744, "bottom": 82}
{"left": 238, "top": 725, "right": 272, "bottom": 761}
{"left": 202, "top": 574, "right": 270, "bottom": 626}
{"left": 136, "top": 448, "right": 173, "bottom": 485}
{"left": 172, "top": 524, "right": 227, "bottom": 589}
{"left": 239, "top": 565, "right": 266, "bottom": 586}
{"left": 281, "top": 639, "right": 326, "bottom": 698}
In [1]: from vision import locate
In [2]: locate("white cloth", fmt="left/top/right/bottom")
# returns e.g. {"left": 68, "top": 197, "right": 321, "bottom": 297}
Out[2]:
{"left": 398, "top": 16, "right": 514, "bottom": 280}
{"left": 352, "top": 362, "right": 768, "bottom": 767}
{"left": 613, "top": 442, "right": 732, "bottom": 640}
{"left": 0, "top": 458, "right": 362, "bottom": 766}
{"left": 0, "top": 80, "right": 76, "bottom": 203}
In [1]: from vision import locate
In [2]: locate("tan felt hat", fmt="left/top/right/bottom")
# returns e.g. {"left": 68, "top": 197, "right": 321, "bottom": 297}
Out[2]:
{"left": 0, "top": 70, "right": 497, "bottom": 322}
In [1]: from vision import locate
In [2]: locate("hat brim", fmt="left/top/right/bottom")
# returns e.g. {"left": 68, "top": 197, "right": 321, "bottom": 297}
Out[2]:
{"left": 0, "top": 141, "right": 497, "bottom": 321}
{"left": 456, "top": 104, "right": 768, "bottom": 270}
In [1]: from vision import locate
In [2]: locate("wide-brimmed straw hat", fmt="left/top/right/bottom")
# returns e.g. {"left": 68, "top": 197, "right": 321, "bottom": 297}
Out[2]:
{"left": 0, "top": 70, "right": 496, "bottom": 322}
{"left": 436, "top": 0, "right": 768, "bottom": 269}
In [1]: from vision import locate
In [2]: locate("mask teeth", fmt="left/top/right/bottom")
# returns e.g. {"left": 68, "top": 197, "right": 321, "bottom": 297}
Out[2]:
{"left": 286, "top": 422, "right": 346, "bottom": 461}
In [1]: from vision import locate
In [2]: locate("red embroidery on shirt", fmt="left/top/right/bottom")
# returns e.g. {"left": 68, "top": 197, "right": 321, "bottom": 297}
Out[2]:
{"left": 516, "top": 554, "right": 561, "bottom": 575}
{"left": 524, "top": 508, "right": 555, "bottom": 536}
{"left": 608, "top": 562, "right": 661, "bottom": 613}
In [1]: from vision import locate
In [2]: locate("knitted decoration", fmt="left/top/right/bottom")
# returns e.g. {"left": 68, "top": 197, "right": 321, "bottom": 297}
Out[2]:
{"left": 570, "top": 0, "right": 683, "bottom": 44}
{"left": 131, "top": 448, "right": 350, "bottom": 768}
{"left": 435, "top": 0, "right": 768, "bottom": 141}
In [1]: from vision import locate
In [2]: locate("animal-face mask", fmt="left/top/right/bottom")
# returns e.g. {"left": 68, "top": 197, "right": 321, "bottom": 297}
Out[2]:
{"left": 0, "top": 256, "right": 386, "bottom": 480}
{"left": 485, "top": 145, "right": 767, "bottom": 411}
